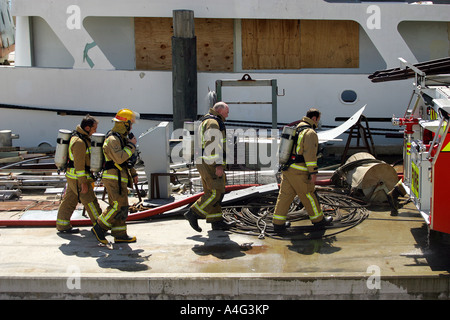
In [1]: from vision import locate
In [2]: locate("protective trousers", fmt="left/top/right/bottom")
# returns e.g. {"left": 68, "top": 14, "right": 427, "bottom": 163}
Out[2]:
{"left": 273, "top": 166, "right": 324, "bottom": 225}
{"left": 56, "top": 179, "right": 101, "bottom": 231}
{"left": 191, "top": 163, "right": 226, "bottom": 223}
{"left": 97, "top": 178, "right": 129, "bottom": 237}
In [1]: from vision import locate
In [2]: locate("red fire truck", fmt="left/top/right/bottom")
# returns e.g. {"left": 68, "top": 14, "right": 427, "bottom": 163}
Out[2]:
{"left": 370, "top": 57, "right": 450, "bottom": 243}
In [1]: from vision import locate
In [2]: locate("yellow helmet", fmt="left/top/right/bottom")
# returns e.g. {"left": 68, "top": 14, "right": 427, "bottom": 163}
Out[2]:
{"left": 113, "top": 108, "right": 139, "bottom": 123}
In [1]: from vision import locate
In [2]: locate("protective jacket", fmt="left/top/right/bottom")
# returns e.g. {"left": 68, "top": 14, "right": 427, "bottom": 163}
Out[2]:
{"left": 102, "top": 122, "right": 137, "bottom": 190}
{"left": 65, "top": 125, "right": 93, "bottom": 183}
{"left": 196, "top": 108, "right": 227, "bottom": 166}
{"left": 289, "top": 117, "right": 319, "bottom": 175}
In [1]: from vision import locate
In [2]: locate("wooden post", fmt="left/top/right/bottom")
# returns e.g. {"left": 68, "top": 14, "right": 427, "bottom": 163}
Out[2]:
{"left": 172, "top": 10, "right": 198, "bottom": 130}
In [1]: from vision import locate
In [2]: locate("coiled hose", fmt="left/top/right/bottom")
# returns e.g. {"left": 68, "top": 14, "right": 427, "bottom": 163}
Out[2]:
{"left": 222, "top": 188, "right": 370, "bottom": 240}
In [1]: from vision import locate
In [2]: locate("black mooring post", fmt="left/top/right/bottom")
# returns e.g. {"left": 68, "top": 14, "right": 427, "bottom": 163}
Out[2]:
{"left": 172, "top": 10, "right": 198, "bottom": 130}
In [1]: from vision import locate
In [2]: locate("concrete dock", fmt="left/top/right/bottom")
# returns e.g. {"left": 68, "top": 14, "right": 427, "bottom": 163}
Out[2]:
{"left": 1, "top": 192, "right": 450, "bottom": 301}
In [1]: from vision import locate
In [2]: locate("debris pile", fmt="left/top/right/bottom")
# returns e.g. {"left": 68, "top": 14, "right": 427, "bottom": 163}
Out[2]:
{"left": 0, "top": 139, "right": 59, "bottom": 200}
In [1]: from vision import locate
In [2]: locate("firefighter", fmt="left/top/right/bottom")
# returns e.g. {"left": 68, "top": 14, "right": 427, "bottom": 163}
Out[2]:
{"left": 272, "top": 108, "right": 332, "bottom": 233}
{"left": 91, "top": 108, "right": 139, "bottom": 244}
{"left": 184, "top": 102, "right": 236, "bottom": 232}
{"left": 56, "top": 115, "right": 102, "bottom": 233}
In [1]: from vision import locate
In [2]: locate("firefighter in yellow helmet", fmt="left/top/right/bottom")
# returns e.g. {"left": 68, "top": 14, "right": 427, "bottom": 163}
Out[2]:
{"left": 91, "top": 108, "right": 139, "bottom": 244}
{"left": 56, "top": 115, "right": 102, "bottom": 233}
{"left": 272, "top": 108, "right": 332, "bottom": 233}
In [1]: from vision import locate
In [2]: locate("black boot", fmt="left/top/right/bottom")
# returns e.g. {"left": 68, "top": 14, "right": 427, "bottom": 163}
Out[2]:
{"left": 211, "top": 220, "right": 236, "bottom": 231}
{"left": 114, "top": 234, "right": 137, "bottom": 243}
{"left": 312, "top": 215, "right": 333, "bottom": 228}
{"left": 58, "top": 227, "right": 80, "bottom": 234}
{"left": 91, "top": 223, "right": 108, "bottom": 244}
{"left": 184, "top": 209, "right": 202, "bottom": 232}
{"left": 273, "top": 222, "right": 291, "bottom": 234}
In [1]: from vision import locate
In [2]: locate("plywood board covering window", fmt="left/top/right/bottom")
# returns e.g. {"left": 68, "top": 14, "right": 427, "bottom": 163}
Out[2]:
{"left": 242, "top": 19, "right": 359, "bottom": 69}
{"left": 300, "top": 20, "right": 359, "bottom": 68}
{"left": 242, "top": 19, "right": 301, "bottom": 70}
{"left": 135, "top": 17, "right": 234, "bottom": 71}
{"left": 135, "top": 17, "right": 173, "bottom": 71}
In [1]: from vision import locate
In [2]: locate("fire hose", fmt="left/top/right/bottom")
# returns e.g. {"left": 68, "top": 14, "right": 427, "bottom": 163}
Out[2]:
{"left": 222, "top": 188, "right": 370, "bottom": 240}
{"left": 0, "top": 182, "right": 370, "bottom": 242}
{"left": 0, "top": 184, "right": 259, "bottom": 227}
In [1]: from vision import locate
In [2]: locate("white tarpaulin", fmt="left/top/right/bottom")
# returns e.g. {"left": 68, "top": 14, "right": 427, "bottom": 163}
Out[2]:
{"left": 317, "top": 105, "right": 366, "bottom": 143}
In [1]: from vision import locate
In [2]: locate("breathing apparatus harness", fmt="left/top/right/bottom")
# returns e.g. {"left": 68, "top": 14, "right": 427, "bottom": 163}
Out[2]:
{"left": 279, "top": 123, "right": 313, "bottom": 172}
{"left": 57, "top": 130, "right": 95, "bottom": 180}
{"left": 103, "top": 128, "right": 137, "bottom": 195}
{"left": 58, "top": 130, "right": 95, "bottom": 204}
{"left": 197, "top": 113, "right": 227, "bottom": 164}
{"left": 199, "top": 113, "right": 226, "bottom": 132}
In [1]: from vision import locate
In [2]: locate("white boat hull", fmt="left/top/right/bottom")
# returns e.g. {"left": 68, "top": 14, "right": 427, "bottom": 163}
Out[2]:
{"left": 0, "top": 67, "right": 411, "bottom": 148}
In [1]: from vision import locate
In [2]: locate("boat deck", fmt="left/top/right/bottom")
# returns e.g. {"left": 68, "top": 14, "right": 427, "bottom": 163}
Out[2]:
{"left": 0, "top": 188, "right": 449, "bottom": 301}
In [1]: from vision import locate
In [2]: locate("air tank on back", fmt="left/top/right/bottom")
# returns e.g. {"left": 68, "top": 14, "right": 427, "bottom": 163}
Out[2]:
{"left": 90, "top": 133, "right": 105, "bottom": 174}
{"left": 278, "top": 126, "right": 296, "bottom": 165}
{"left": 54, "top": 129, "right": 72, "bottom": 171}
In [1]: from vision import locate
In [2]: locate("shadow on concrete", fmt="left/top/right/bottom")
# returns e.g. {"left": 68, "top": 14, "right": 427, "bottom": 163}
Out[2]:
{"left": 58, "top": 230, "right": 151, "bottom": 272}
{"left": 287, "top": 235, "right": 341, "bottom": 255}
{"left": 407, "top": 224, "right": 450, "bottom": 273}
{"left": 267, "top": 225, "right": 341, "bottom": 255}
{"left": 188, "top": 230, "right": 252, "bottom": 260}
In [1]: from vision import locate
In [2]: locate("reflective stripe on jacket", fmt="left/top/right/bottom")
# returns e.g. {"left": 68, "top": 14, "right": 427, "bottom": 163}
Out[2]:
{"left": 65, "top": 125, "right": 92, "bottom": 184}
{"left": 197, "top": 108, "right": 226, "bottom": 166}
{"left": 102, "top": 124, "right": 136, "bottom": 184}
{"left": 290, "top": 117, "right": 318, "bottom": 174}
